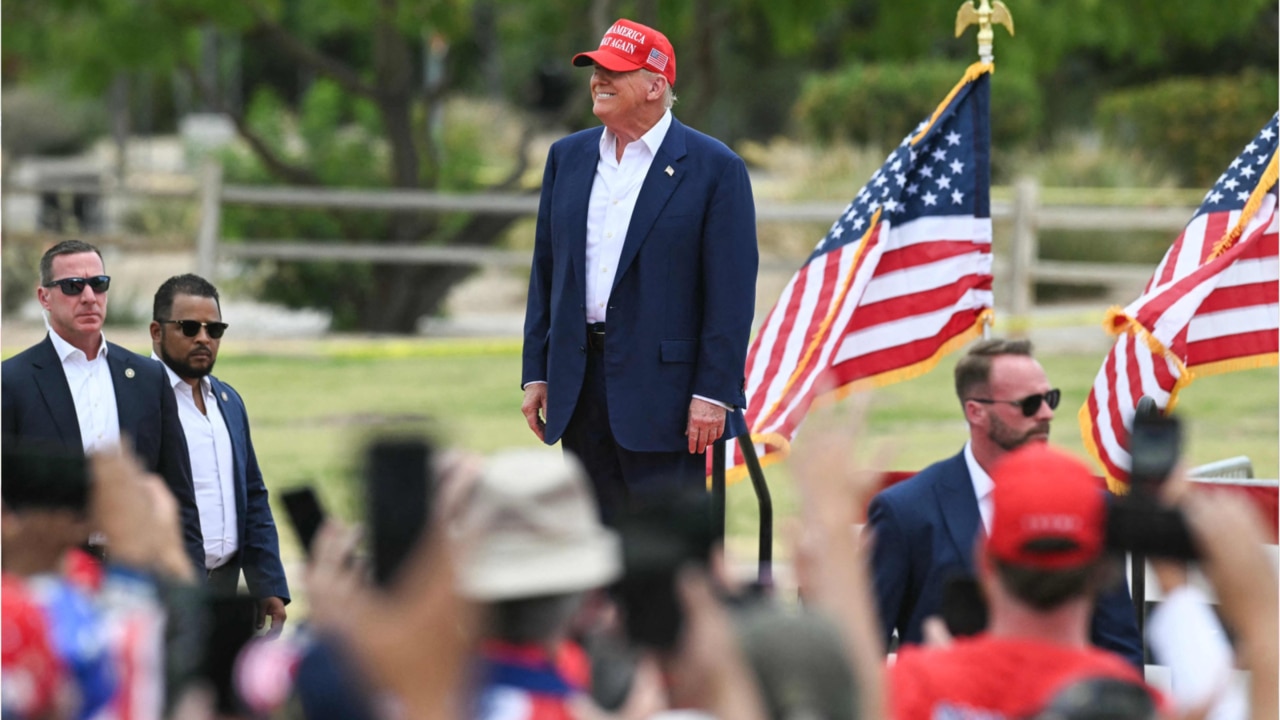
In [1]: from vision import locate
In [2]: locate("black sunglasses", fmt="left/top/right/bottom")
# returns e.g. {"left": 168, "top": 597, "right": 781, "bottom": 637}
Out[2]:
{"left": 968, "top": 388, "right": 1061, "bottom": 417}
{"left": 161, "top": 320, "right": 229, "bottom": 339}
{"left": 43, "top": 275, "right": 111, "bottom": 296}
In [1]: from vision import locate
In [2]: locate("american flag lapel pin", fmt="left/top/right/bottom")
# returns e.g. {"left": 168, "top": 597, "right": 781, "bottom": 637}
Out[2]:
{"left": 664, "top": 166, "right": 674, "bottom": 177}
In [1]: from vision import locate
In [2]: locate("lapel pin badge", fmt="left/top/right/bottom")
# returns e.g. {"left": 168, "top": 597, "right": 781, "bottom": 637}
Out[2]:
{"left": 221, "top": 391, "right": 229, "bottom": 402}
{"left": 664, "top": 166, "right": 674, "bottom": 177}
{"left": 124, "top": 368, "right": 135, "bottom": 379}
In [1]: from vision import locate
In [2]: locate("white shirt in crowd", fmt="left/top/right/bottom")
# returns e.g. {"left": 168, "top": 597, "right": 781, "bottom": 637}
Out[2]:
{"left": 48, "top": 328, "right": 120, "bottom": 455}
{"left": 154, "top": 354, "right": 238, "bottom": 570}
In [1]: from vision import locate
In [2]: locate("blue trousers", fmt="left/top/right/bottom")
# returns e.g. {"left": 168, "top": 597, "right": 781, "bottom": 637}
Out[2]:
{"left": 561, "top": 342, "right": 707, "bottom": 525}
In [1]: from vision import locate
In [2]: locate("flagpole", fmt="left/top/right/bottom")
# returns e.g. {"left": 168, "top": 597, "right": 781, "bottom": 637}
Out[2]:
{"left": 956, "top": 0, "right": 1008, "bottom": 338}
{"left": 955, "top": 0, "right": 1014, "bottom": 64}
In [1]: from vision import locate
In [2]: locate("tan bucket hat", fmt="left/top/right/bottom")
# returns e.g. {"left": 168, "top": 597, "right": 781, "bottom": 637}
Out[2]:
{"left": 457, "top": 449, "right": 621, "bottom": 600}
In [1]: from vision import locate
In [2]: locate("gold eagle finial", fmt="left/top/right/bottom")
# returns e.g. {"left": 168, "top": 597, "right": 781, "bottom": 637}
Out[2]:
{"left": 956, "top": 0, "right": 1014, "bottom": 63}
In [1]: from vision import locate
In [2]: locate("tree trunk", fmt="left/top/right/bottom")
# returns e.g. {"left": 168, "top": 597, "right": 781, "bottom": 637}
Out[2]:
{"left": 685, "top": 0, "right": 717, "bottom": 129}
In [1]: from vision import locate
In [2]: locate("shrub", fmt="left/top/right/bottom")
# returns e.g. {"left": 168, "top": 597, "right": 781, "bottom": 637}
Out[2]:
{"left": 793, "top": 61, "right": 1042, "bottom": 150}
{"left": 1097, "top": 70, "right": 1279, "bottom": 187}
{"left": 1, "top": 86, "right": 106, "bottom": 158}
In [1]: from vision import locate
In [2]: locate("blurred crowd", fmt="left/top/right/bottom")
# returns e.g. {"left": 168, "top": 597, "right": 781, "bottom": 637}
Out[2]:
{"left": 2, "top": 404, "right": 1276, "bottom": 720}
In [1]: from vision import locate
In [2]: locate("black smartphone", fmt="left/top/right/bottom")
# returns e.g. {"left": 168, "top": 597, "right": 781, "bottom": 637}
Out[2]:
{"left": 939, "top": 575, "right": 988, "bottom": 638}
{"left": 365, "top": 437, "right": 434, "bottom": 587}
{"left": 1104, "top": 501, "right": 1199, "bottom": 560}
{"left": 616, "top": 491, "right": 715, "bottom": 650}
{"left": 1129, "top": 413, "right": 1181, "bottom": 498}
{"left": 1, "top": 439, "right": 90, "bottom": 511}
{"left": 200, "top": 595, "right": 260, "bottom": 715}
{"left": 281, "top": 486, "right": 327, "bottom": 558}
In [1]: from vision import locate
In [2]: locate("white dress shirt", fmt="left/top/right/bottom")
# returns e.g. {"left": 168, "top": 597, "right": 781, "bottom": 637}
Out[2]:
{"left": 585, "top": 109, "right": 673, "bottom": 323}
{"left": 155, "top": 355, "right": 238, "bottom": 570}
{"left": 963, "top": 441, "right": 995, "bottom": 535}
{"left": 48, "top": 329, "right": 120, "bottom": 455}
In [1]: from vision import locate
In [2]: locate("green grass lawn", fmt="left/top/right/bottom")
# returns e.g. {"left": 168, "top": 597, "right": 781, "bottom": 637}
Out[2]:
{"left": 5, "top": 333, "right": 1273, "bottom": 606}
{"left": 194, "top": 339, "right": 1277, "bottom": 567}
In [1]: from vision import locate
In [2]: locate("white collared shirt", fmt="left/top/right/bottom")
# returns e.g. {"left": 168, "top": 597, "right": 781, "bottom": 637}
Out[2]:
{"left": 585, "top": 110, "right": 673, "bottom": 323}
{"left": 48, "top": 329, "right": 120, "bottom": 455}
{"left": 154, "top": 354, "right": 238, "bottom": 569}
{"left": 963, "top": 440, "right": 995, "bottom": 535}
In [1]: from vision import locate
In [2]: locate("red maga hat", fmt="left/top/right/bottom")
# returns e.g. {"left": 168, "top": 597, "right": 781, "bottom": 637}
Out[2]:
{"left": 572, "top": 19, "right": 677, "bottom": 87}
{"left": 987, "top": 444, "right": 1107, "bottom": 571}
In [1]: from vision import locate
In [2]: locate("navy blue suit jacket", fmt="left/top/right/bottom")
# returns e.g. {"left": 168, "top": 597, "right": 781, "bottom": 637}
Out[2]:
{"left": 2, "top": 335, "right": 203, "bottom": 571}
{"left": 207, "top": 376, "right": 289, "bottom": 602}
{"left": 522, "top": 117, "right": 759, "bottom": 451}
{"left": 867, "top": 449, "right": 1144, "bottom": 669}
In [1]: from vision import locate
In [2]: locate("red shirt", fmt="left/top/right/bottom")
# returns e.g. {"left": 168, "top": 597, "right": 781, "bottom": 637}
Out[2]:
{"left": 889, "top": 634, "right": 1159, "bottom": 720}
{"left": 1, "top": 574, "right": 63, "bottom": 719}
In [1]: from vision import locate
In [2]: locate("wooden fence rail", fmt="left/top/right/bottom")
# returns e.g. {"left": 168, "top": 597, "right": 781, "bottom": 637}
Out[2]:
{"left": 4, "top": 166, "right": 1202, "bottom": 317}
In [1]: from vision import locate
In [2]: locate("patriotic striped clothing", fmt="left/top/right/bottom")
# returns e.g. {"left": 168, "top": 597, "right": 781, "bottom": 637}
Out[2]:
{"left": 26, "top": 574, "right": 118, "bottom": 720}
{"left": 473, "top": 641, "right": 589, "bottom": 720}
{"left": 2, "top": 574, "right": 64, "bottom": 720}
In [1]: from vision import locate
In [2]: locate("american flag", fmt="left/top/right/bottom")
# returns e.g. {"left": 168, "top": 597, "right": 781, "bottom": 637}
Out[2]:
{"left": 647, "top": 48, "right": 668, "bottom": 72}
{"left": 714, "top": 63, "right": 995, "bottom": 481}
{"left": 1080, "top": 114, "right": 1279, "bottom": 491}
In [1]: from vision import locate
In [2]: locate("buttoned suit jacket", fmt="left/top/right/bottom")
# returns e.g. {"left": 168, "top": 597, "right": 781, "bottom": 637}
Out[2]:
{"left": 206, "top": 376, "right": 289, "bottom": 602}
{"left": 521, "top": 117, "right": 759, "bottom": 451}
{"left": 2, "top": 335, "right": 203, "bottom": 571}
{"left": 867, "top": 449, "right": 1145, "bottom": 668}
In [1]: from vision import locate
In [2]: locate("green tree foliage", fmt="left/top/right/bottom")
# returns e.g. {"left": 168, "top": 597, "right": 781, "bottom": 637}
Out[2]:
{"left": 3, "top": 0, "right": 1276, "bottom": 330}
{"left": 4, "top": 0, "right": 538, "bottom": 332}
{"left": 793, "top": 61, "right": 1042, "bottom": 149}
{"left": 1097, "top": 70, "right": 1279, "bottom": 187}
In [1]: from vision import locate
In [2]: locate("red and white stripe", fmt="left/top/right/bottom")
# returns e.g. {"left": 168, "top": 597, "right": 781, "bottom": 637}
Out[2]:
{"left": 1082, "top": 191, "right": 1278, "bottom": 490}
{"left": 720, "top": 212, "right": 992, "bottom": 480}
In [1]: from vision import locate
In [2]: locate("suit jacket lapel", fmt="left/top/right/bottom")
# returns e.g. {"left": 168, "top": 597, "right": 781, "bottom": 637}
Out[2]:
{"left": 613, "top": 118, "right": 689, "bottom": 292}
{"left": 561, "top": 130, "right": 603, "bottom": 297}
{"left": 209, "top": 377, "right": 249, "bottom": 523}
{"left": 933, "top": 451, "right": 982, "bottom": 572}
{"left": 31, "top": 336, "right": 82, "bottom": 447}
{"left": 106, "top": 344, "right": 141, "bottom": 435}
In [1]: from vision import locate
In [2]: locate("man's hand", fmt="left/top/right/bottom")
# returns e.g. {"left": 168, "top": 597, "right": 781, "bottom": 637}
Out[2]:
{"left": 685, "top": 398, "right": 727, "bottom": 454}
{"left": 258, "top": 597, "right": 288, "bottom": 638}
{"left": 521, "top": 384, "right": 548, "bottom": 441}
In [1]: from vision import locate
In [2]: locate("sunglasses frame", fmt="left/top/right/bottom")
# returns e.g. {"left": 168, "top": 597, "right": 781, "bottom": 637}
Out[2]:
{"left": 162, "top": 319, "right": 229, "bottom": 339}
{"left": 43, "top": 275, "right": 111, "bottom": 296}
{"left": 968, "top": 388, "right": 1061, "bottom": 417}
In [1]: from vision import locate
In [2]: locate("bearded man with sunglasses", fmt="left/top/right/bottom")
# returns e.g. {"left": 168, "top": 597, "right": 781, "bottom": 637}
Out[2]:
{"left": 866, "top": 338, "right": 1143, "bottom": 668}
{"left": 149, "top": 274, "right": 289, "bottom": 632}
{"left": 2, "top": 240, "right": 204, "bottom": 573}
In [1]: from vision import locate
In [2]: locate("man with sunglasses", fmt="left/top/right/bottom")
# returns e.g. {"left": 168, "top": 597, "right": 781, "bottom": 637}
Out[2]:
{"left": 866, "top": 338, "right": 1143, "bottom": 668}
{"left": 2, "top": 240, "right": 204, "bottom": 573}
{"left": 149, "top": 274, "right": 290, "bottom": 633}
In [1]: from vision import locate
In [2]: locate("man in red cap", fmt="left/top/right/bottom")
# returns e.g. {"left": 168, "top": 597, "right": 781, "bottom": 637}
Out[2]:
{"left": 866, "top": 339, "right": 1142, "bottom": 667}
{"left": 521, "top": 20, "right": 758, "bottom": 522}
{"left": 887, "top": 443, "right": 1163, "bottom": 720}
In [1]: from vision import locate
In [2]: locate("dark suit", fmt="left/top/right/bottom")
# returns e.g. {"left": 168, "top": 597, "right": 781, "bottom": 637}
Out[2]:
{"left": 522, "top": 117, "right": 758, "bottom": 493}
{"left": 201, "top": 377, "right": 289, "bottom": 602}
{"left": 867, "top": 449, "right": 1144, "bottom": 669}
{"left": 2, "top": 335, "right": 203, "bottom": 570}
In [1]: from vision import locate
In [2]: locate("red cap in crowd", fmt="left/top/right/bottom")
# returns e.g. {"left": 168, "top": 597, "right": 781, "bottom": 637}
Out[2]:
{"left": 987, "top": 444, "right": 1106, "bottom": 571}
{"left": 572, "top": 19, "right": 677, "bottom": 87}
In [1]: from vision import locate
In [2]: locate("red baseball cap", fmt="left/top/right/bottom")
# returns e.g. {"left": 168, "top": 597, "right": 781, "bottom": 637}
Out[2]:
{"left": 572, "top": 19, "right": 677, "bottom": 87}
{"left": 987, "top": 444, "right": 1106, "bottom": 570}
